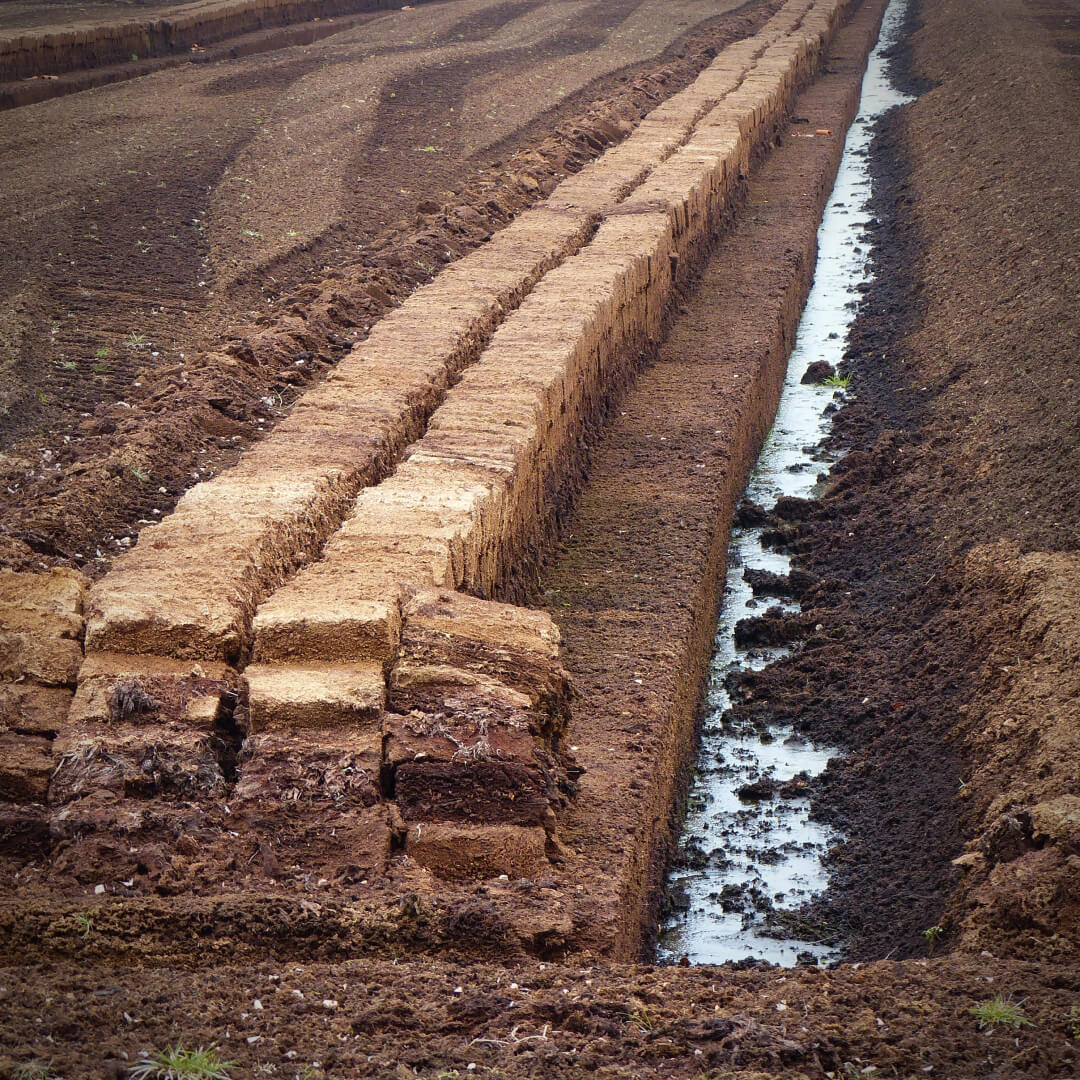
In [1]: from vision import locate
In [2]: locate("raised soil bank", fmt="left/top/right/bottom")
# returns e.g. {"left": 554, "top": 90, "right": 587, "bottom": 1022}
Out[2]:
{"left": 0, "top": 0, "right": 432, "bottom": 84}
{"left": 539, "top": 0, "right": 891, "bottom": 958}
{"left": 0, "top": 0, "right": 879, "bottom": 964}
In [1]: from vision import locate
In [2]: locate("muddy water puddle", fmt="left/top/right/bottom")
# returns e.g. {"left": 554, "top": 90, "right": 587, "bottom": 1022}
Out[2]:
{"left": 659, "top": 0, "right": 913, "bottom": 967}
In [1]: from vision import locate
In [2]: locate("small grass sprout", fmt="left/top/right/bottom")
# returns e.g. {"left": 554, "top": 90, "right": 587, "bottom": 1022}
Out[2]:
{"left": 921, "top": 924, "right": 943, "bottom": 953}
{"left": 822, "top": 372, "right": 852, "bottom": 389}
{"left": 970, "top": 993, "right": 1033, "bottom": 1031}
{"left": 13, "top": 1062, "right": 59, "bottom": 1080}
{"left": 74, "top": 911, "right": 95, "bottom": 938}
{"left": 129, "top": 1043, "right": 238, "bottom": 1080}
{"left": 1064, "top": 1004, "right": 1080, "bottom": 1040}
{"left": 626, "top": 1007, "right": 654, "bottom": 1032}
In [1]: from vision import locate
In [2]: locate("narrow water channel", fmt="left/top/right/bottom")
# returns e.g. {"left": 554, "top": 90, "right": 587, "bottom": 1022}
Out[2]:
{"left": 658, "top": 0, "right": 914, "bottom": 967}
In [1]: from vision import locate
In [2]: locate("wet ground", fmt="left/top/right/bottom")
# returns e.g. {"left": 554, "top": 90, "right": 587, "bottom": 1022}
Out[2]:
{"left": 717, "top": 0, "right": 1080, "bottom": 970}
{"left": 659, "top": 0, "right": 914, "bottom": 966}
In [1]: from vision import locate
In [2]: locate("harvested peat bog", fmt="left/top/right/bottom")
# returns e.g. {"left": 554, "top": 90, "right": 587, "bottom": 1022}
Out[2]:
{"left": 1, "top": 0, "right": 1079, "bottom": 1076}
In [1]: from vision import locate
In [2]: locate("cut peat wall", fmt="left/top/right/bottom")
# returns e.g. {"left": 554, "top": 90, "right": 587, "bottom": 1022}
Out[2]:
{"left": 0, "top": 0, "right": 428, "bottom": 82}
{"left": 0, "top": 0, "right": 890, "bottom": 966}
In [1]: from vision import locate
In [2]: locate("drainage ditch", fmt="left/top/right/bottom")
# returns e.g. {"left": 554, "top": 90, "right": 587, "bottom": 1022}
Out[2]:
{"left": 659, "top": 0, "right": 914, "bottom": 967}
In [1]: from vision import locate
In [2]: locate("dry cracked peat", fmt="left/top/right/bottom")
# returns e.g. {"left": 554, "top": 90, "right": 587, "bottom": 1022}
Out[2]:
{"left": 2, "top": 0, "right": 1080, "bottom": 1077}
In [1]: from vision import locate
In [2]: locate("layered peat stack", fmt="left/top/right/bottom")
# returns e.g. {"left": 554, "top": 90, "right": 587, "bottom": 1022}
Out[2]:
{"left": 1, "top": 0, "right": 855, "bottom": 958}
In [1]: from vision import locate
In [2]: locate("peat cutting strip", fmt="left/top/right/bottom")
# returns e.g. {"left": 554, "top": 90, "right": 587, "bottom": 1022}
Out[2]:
{"left": 541, "top": 0, "right": 893, "bottom": 957}
{"left": 0, "top": 0, "right": 440, "bottom": 88}
{"left": 0, "top": 0, "right": 879, "bottom": 964}
{"left": 657, "top": 0, "right": 914, "bottom": 967}
{"left": 82, "top": 2, "right": 825, "bottom": 665}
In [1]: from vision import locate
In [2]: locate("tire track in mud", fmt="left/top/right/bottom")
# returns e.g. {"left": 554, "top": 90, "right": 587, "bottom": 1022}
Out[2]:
{"left": 364, "top": 32, "right": 614, "bottom": 176}
{"left": 444, "top": 0, "right": 564, "bottom": 42}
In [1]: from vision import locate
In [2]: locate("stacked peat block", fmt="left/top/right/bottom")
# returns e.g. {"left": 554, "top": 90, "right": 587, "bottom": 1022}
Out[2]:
{"left": 70, "top": 205, "right": 603, "bottom": 882}
{"left": 243, "top": 0, "right": 850, "bottom": 878}
{"left": 51, "top": 648, "right": 244, "bottom": 890}
{"left": 232, "top": 706, "right": 391, "bottom": 885}
{"left": 385, "top": 591, "right": 574, "bottom": 879}
{"left": 57, "top": 0, "right": 851, "bottom": 889}
{"left": 81, "top": 207, "right": 596, "bottom": 673}
{"left": 0, "top": 570, "right": 86, "bottom": 851}
{"left": 244, "top": 213, "right": 678, "bottom": 874}
{"left": 69, "top": 183, "right": 607, "bottom": 883}
{"left": 245, "top": 524, "right": 576, "bottom": 878}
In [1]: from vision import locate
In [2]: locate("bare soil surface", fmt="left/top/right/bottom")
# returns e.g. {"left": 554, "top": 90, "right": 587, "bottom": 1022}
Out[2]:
{"left": 0, "top": 952, "right": 1077, "bottom": 1079}
{"left": 0, "top": 1, "right": 184, "bottom": 34}
{"left": 0, "top": 0, "right": 769, "bottom": 573}
{"left": 3, "top": 0, "right": 1080, "bottom": 1076}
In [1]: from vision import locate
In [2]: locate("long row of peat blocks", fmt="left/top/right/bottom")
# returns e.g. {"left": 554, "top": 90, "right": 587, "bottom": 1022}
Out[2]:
{"left": 1, "top": 0, "right": 851, "bottom": 921}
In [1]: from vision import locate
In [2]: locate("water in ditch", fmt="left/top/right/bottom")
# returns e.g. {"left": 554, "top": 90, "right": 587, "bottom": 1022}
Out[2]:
{"left": 658, "top": 0, "right": 914, "bottom": 967}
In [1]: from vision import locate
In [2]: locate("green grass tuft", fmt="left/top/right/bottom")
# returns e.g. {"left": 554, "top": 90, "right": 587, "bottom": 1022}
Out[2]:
{"left": 970, "top": 993, "right": 1034, "bottom": 1031}
{"left": 129, "top": 1043, "right": 238, "bottom": 1080}
{"left": 13, "top": 1062, "right": 60, "bottom": 1080}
